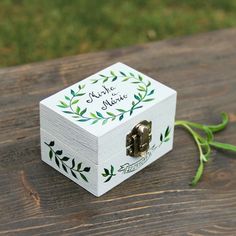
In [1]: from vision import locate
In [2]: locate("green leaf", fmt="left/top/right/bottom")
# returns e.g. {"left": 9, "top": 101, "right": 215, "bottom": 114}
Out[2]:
{"left": 191, "top": 161, "right": 204, "bottom": 186}
{"left": 103, "top": 77, "right": 108, "bottom": 83}
{"left": 49, "top": 150, "right": 53, "bottom": 160}
{"left": 122, "top": 77, "right": 129, "bottom": 82}
{"left": 99, "top": 74, "right": 106, "bottom": 77}
{"left": 78, "top": 118, "right": 90, "bottom": 122}
{"left": 83, "top": 167, "right": 91, "bottom": 172}
{"left": 59, "top": 101, "right": 68, "bottom": 108}
{"left": 92, "top": 80, "right": 98, "bottom": 84}
{"left": 57, "top": 105, "right": 67, "bottom": 108}
{"left": 160, "top": 134, "right": 163, "bottom": 142}
{"left": 102, "top": 173, "right": 107, "bottom": 177}
{"left": 104, "top": 168, "right": 109, "bottom": 175}
{"left": 111, "top": 165, "right": 114, "bottom": 174}
{"left": 80, "top": 108, "right": 87, "bottom": 116}
{"left": 138, "top": 75, "right": 143, "bottom": 81}
{"left": 77, "top": 162, "right": 82, "bottom": 171}
{"left": 116, "top": 108, "right": 126, "bottom": 112}
{"left": 91, "top": 119, "right": 98, "bottom": 125}
{"left": 138, "top": 88, "right": 145, "bottom": 92}
{"left": 104, "top": 175, "right": 112, "bottom": 183}
{"left": 130, "top": 72, "right": 134, "bottom": 76}
{"left": 80, "top": 173, "right": 88, "bottom": 182}
{"left": 63, "top": 111, "right": 73, "bottom": 114}
{"left": 71, "top": 89, "right": 76, "bottom": 96}
{"left": 61, "top": 156, "right": 70, "bottom": 161}
{"left": 71, "top": 169, "right": 77, "bottom": 179}
{"left": 77, "top": 93, "right": 86, "bottom": 96}
{"left": 143, "top": 98, "right": 155, "bottom": 102}
{"left": 55, "top": 157, "right": 60, "bottom": 168}
{"left": 102, "top": 119, "right": 108, "bottom": 125}
{"left": 112, "top": 76, "right": 118, "bottom": 82}
{"left": 165, "top": 126, "right": 170, "bottom": 138}
{"left": 106, "top": 112, "right": 115, "bottom": 117}
{"left": 76, "top": 107, "right": 81, "bottom": 114}
{"left": 120, "top": 71, "right": 126, "bottom": 76}
{"left": 119, "top": 114, "right": 124, "bottom": 121}
{"left": 148, "top": 89, "right": 155, "bottom": 96}
{"left": 49, "top": 141, "right": 55, "bottom": 146}
{"left": 133, "top": 105, "right": 143, "bottom": 110}
{"left": 209, "top": 141, "right": 236, "bottom": 152}
{"left": 96, "top": 111, "right": 104, "bottom": 118}
{"left": 62, "top": 164, "right": 67, "bottom": 173}
{"left": 147, "top": 81, "right": 151, "bottom": 87}
{"left": 65, "top": 96, "right": 70, "bottom": 101}
{"left": 71, "top": 159, "right": 75, "bottom": 169}
{"left": 55, "top": 150, "right": 63, "bottom": 155}
{"left": 164, "top": 137, "right": 170, "bottom": 142}
{"left": 90, "top": 113, "right": 97, "bottom": 118}
{"left": 134, "top": 94, "right": 141, "bottom": 101}
{"left": 132, "top": 81, "right": 140, "bottom": 84}
{"left": 71, "top": 99, "right": 79, "bottom": 105}
{"left": 138, "top": 85, "right": 145, "bottom": 91}
{"left": 110, "top": 71, "right": 115, "bottom": 76}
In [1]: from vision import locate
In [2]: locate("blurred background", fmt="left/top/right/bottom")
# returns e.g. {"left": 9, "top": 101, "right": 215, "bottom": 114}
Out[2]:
{"left": 0, "top": 0, "right": 236, "bottom": 68}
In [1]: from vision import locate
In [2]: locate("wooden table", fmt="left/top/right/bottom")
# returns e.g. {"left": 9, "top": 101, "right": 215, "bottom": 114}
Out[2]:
{"left": 0, "top": 28, "right": 236, "bottom": 235}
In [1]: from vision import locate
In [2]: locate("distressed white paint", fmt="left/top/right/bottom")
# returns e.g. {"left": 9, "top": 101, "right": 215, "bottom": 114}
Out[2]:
{"left": 40, "top": 62, "right": 177, "bottom": 197}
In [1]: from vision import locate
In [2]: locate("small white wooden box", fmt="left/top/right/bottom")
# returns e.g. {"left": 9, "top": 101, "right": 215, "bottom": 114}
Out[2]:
{"left": 40, "top": 62, "right": 177, "bottom": 197}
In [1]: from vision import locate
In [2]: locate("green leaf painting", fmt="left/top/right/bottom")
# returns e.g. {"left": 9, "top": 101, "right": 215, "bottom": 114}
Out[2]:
{"left": 159, "top": 126, "right": 171, "bottom": 147}
{"left": 102, "top": 165, "right": 116, "bottom": 182}
{"left": 57, "top": 71, "right": 155, "bottom": 125}
{"left": 44, "top": 141, "right": 90, "bottom": 182}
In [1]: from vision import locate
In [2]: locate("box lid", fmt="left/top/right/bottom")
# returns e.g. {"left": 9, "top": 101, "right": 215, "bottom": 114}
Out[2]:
{"left": 40, "top": 62, "right": 176, "bottom": 164}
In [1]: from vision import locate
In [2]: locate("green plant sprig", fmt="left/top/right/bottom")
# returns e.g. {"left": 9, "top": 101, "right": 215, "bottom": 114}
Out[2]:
{"left": 44, "top": 141, "right": 90, "bottom": 182}
{"left": 175, "top": 112, "right": 236, "bottom": 186}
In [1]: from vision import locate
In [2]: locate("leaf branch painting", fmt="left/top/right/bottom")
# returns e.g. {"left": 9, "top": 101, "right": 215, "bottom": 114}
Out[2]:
{"left": 102, "top": 165, "right": 116, "bottom": 182}
{"left": 159, "top": 126, "right": 171, "bottom": 147}
{"left": 44, "top": 141, "right": 90, "bottom": 182}
{"left": 57, "top": 71, "right": 155, "bottom": 125}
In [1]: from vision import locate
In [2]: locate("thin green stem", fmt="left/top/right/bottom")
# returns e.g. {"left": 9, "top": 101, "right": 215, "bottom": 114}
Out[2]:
{"left": 175, "top": 112, "right": 236, "bottom": 186}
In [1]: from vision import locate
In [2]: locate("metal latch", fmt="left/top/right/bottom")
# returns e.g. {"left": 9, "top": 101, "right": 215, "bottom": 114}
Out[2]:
{"left": 126, "top": 120, "right": 152, "bottom": 157}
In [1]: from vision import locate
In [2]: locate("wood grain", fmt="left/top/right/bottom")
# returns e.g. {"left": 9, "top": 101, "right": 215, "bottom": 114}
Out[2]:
{"left": 0, "top": 28, "right": 236, "bottom": 235}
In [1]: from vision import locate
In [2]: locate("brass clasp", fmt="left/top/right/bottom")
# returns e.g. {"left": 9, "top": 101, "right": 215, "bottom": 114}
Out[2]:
{"left": 126, "top": 120, "right": 152, "bottom": 157}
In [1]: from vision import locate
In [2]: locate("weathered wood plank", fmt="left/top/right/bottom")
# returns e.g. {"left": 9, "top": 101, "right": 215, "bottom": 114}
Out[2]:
{"left": 0, "top": 28, "right": 236, "bottom": 235}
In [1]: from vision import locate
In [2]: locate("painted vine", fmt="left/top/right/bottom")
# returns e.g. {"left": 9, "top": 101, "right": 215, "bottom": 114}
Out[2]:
{"left": 44, "top": 141, "right": 90, "bottom": 182}
{"left": 57, "top": 71, "right": 155, "bottom": 125}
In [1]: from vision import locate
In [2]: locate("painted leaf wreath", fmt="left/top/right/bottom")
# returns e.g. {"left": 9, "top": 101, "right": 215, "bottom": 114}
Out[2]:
{"left": 57, "top": 71, "right": 155, "bottom": 125}
{"left": 44, "top": 141, "right": 90, "bottom": 182}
